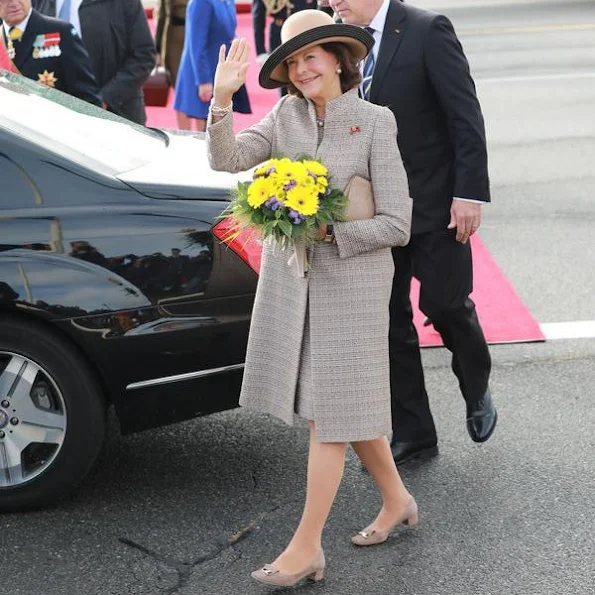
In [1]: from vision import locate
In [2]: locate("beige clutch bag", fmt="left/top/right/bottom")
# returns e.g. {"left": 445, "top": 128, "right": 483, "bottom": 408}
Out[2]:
{"left": 344, "top": 175, "right": 375, "bottom": 220}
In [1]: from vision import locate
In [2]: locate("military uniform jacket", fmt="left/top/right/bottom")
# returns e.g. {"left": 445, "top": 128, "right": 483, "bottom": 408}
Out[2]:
{"left": 3, "top": 9, "right": 101, "bottom": 105}
{"left": 207, "top": 90, "right": 413, "bottom": 442}
{"left": 32, "top": 0, "right": 156, "bottom": 125}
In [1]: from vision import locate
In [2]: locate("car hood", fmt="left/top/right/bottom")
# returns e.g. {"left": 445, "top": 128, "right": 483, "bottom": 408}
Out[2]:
{"left": 117, "top": 132, "right": 251, "bottom": 200}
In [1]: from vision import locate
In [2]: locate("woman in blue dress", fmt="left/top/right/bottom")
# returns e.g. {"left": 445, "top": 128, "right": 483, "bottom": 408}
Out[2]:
{"left": 174, "top": 0, "right": 251, "bottom": 130}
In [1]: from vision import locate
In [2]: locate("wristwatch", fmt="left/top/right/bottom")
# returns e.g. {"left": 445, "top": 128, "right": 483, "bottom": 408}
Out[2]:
{"left": 323, "top": 224, "right": 335, "bottom": 243}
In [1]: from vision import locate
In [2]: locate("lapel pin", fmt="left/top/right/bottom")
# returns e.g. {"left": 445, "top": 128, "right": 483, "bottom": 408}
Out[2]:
{"left": 350, "top": 126, "right": 361, "bottom": 134}
{"left": 395, "top": 28, "right": 401, "bottom": 33}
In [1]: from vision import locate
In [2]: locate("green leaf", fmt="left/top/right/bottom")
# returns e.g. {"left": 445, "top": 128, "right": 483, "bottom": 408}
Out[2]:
{"left": 277, "top": 219, "right": 293, "bottom": 238}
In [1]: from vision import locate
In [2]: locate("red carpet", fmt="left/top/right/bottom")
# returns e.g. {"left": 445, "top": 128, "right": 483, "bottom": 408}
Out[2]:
{"left": 412, "top": 236, "right": 544, "bottom": 346}
{"left": 146, "top": 14, "right": 544, "bottom": 347}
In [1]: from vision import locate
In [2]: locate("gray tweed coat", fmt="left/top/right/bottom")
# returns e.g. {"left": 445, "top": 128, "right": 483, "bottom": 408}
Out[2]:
{"left": 206, "top": 89, "right": 412, "bottom": 442}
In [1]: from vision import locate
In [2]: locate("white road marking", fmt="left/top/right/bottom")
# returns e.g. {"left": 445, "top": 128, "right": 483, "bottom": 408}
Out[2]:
{"left": 460, "top": 23, "right": 595, "bottom": 36}
{"left": 478, "top": 72, "right": 595, "bottom": 83}
{"left": 540, "top": 321, "right": 595, "bottom": 340}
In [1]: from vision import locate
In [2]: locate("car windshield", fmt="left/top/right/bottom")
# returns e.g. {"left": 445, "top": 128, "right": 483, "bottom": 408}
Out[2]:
{"left": 0, "top": 70, "right": 167, "bottom": 175}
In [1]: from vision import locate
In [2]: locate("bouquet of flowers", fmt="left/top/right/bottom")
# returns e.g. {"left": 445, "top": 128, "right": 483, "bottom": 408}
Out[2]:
{"left": 224, "top": 156, "right": 348, "bottom": 274}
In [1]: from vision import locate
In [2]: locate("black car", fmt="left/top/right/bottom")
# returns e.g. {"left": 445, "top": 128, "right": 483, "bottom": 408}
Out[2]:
{"left": 0, "top": 71, "right": 262, "bottom": 512}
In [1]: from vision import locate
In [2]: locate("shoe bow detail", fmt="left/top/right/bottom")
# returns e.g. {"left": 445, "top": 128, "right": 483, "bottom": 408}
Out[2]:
{"left": 261, "top": 565, "right": 279, "bottom": 576}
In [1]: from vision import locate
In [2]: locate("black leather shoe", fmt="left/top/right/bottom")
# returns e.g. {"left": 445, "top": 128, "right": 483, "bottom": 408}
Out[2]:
{"left": 466, "top": 388, "right": 497, "bottom": 443}
{"left": 390, "top": 438, "right": 439, "bottom": 465}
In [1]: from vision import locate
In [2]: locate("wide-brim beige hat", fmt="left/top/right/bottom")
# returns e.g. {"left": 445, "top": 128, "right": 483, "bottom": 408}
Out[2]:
{"left": 259, "top": 10, "right": 374, "bottom": 89}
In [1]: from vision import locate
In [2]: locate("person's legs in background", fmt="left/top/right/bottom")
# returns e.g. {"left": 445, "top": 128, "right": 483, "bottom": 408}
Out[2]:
{"left": 414, "top": 229, "right": 496, "bottom": 443}
{"left": 176, "top": 113, "right": 205, "bottom": 131}
{"left": 388, "top": 243, "right": 439, "bottom": 463}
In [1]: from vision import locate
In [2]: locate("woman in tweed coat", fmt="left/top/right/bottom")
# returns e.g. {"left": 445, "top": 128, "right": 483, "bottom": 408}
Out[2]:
{"left": 207, "top": 10, "right": 417, "bottom": 587}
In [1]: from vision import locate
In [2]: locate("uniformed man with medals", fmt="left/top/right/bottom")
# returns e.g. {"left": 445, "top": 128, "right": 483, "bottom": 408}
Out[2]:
{"left": 0, "top": 0, "right": 101, "bottom": 105}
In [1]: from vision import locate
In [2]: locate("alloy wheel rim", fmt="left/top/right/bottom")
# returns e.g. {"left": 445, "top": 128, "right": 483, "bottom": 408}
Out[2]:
{"left": 0, "top": 351, "right": 67, "bottom": 488}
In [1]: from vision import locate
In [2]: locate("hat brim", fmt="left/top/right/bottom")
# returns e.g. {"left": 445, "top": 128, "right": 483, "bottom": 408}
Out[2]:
{"left": 258, "top": 25, "right": 374, "bottom": 90}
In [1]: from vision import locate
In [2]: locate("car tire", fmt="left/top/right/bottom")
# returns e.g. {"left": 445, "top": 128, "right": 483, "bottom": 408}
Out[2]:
{"left": 0, "top": 317, "right": 106, "bottom": 512}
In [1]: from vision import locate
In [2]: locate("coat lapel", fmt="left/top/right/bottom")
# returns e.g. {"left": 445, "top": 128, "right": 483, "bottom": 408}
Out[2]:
{"left": 369, "top": 0, "right": 407, "bottom": 103}
{"left": 14, "top": 11, "right": 42, "bottom": 69}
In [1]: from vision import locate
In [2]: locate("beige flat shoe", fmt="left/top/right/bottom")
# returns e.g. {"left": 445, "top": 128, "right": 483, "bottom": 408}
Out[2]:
{"left": 351, "top": 498, "right": 418, "bottom": 546}
{"left": 251, "top": 550, "right": 325, "bottom": 586}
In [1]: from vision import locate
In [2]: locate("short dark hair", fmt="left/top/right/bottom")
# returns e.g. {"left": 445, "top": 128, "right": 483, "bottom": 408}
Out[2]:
{"left": 286, "top": 42, "right": 362, "bottom": 98}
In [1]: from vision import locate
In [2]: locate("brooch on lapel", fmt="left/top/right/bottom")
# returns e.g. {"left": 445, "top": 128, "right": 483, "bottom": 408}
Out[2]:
{"left": 349, "top": 126, "right": 361, "bottom": 134}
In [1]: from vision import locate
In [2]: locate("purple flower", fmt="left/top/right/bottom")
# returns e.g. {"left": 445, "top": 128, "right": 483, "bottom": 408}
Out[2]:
{"left": 283, "top": 180, "right": 297, "bottom": 192}
{"left": 289, "top": 209, "right": 304, "bottom": 225}
{"left": 265, "top": 166, "right": 276, "bottom": 175}
{"left": 265, "top": 196, "right": 284, "bottom": 211}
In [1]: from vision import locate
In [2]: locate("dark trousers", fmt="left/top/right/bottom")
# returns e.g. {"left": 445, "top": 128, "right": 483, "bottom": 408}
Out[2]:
{"left": 389, "top": 229, "right": 492, "bottom": 442}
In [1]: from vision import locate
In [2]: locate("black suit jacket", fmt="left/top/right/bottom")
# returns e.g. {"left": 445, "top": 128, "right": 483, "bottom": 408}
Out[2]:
{"left": 3, "top": 9, "right": 101, "bottom": 105}
{"left": 32, "top": 0, "right": 155, "bottom": 125}
{"left": 371, "top": 0, "right": 490, "bottom": 233}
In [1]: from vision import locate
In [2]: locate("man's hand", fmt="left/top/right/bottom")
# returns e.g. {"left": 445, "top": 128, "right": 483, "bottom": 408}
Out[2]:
{"left": 198, "top": 83, "right": 214, "bottom": 103}
{"left": 447, "top": 200, "right": 482, "bottom": 244}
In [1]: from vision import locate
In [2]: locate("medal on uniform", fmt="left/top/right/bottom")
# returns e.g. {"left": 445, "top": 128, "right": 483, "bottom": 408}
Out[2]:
{"left": 33, "top": 32, "right": 62, "bottom": 60}
{"left": 37, "top": 70, "right": 58, "bottom": 87}
{"left": 6, "top": 39, "right": 16, "bottom": 60}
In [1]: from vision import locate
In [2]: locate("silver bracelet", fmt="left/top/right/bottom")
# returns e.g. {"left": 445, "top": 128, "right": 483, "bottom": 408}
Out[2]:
{"left": 210, "top": 100, "right": 233, "bottom": 116}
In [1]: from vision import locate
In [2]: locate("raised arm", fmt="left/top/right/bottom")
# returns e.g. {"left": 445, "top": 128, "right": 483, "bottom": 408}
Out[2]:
{"left": 334, "top": 108, "right": 412, "bottom": 258}
{"left": 206, "top": 39, "right": 278, "bottom": 172}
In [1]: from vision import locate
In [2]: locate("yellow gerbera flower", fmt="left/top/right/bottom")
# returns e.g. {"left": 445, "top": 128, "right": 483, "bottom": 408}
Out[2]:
{"left": 247, "top": 176, "right": 273, "bottom": 208}
{"left": 304, "top": 160, "right": 328, "bottom": 177}
{"left": 276, "top": 159, "right": 308, "bottom": 184}
{"left": 285, "top": 186, "right": 319, "bottom": 216}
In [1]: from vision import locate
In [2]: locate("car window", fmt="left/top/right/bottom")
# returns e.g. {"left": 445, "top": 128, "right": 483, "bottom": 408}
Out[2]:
{"left": 0, "top": 71, "right": 167, "bottom": 176}
{"left": 0, "top": 154, "right": 40, "bottom": 207}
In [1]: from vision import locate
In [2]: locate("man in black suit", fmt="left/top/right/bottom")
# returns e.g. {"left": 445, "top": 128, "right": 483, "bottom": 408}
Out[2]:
{"left": 330, "top": 0, "right": 497, "bottom": 463}
{"left": 0, "top": 0, "right": 101, "bottom": 105}
{"left": 32, "top": 0, "right": 155, "bottom": 124}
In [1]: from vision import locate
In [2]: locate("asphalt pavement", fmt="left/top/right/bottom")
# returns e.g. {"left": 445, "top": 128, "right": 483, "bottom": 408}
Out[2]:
{"left": 2, "top": 1, "right": 595, "bottom": 594}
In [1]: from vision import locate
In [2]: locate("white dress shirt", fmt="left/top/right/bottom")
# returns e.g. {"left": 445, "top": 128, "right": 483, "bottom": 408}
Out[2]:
{"left": 2, "top": 8, "right": 33, "bottom": 38}
{"left": 56, "top": 0, "right": 84, "bottom": 36}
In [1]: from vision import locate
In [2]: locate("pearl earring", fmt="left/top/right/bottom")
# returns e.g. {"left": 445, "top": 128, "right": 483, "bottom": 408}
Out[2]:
{"left": 336, "top": 67, "right": 342, "bottom": 74}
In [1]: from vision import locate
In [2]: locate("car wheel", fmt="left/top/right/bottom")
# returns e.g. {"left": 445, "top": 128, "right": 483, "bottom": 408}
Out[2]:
{"left": 0, "top": 317, "right": 106, "bottom": 512}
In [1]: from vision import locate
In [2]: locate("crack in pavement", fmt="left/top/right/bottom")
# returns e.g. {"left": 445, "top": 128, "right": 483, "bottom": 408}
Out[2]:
{"left": 117, "top": 503, "right": 291, "bottom": 594}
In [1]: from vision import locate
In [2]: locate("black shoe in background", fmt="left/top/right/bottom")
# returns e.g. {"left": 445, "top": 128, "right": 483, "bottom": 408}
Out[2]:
{"left": 390, "top": 438, "right": 439, "bottom": 465}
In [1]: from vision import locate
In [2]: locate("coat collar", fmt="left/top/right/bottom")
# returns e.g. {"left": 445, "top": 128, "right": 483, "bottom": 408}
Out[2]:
{"left": 304, "top": 88, "right": 361, "bottom": 122}
{"left": 13, "top": 9, "right": 42, "bottom": 67}
{"left": 369, "top": 0, "right": 406, "bottom": 102}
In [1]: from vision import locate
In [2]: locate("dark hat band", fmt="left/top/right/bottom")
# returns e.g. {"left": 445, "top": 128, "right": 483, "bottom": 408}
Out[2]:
{"left": 259, "top": 24, "right": 374, "bottom": 90}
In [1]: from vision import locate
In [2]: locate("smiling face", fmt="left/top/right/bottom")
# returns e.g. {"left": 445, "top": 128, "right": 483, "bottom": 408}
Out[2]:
{"left": 285, "top": 45, "right": 342, "bottom": 104}
{"left": 0, "top": 0, "right": 31, "bottom": 26}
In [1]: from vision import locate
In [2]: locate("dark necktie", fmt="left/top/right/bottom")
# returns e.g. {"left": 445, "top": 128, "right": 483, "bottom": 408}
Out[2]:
{"left": 362, "top": 26, "right": 376, "bottom": 101}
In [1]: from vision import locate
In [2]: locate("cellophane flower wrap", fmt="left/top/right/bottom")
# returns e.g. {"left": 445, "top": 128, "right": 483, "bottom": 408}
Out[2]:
{"left": 225, "top": 156, "right": 348, "bottom": 253}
